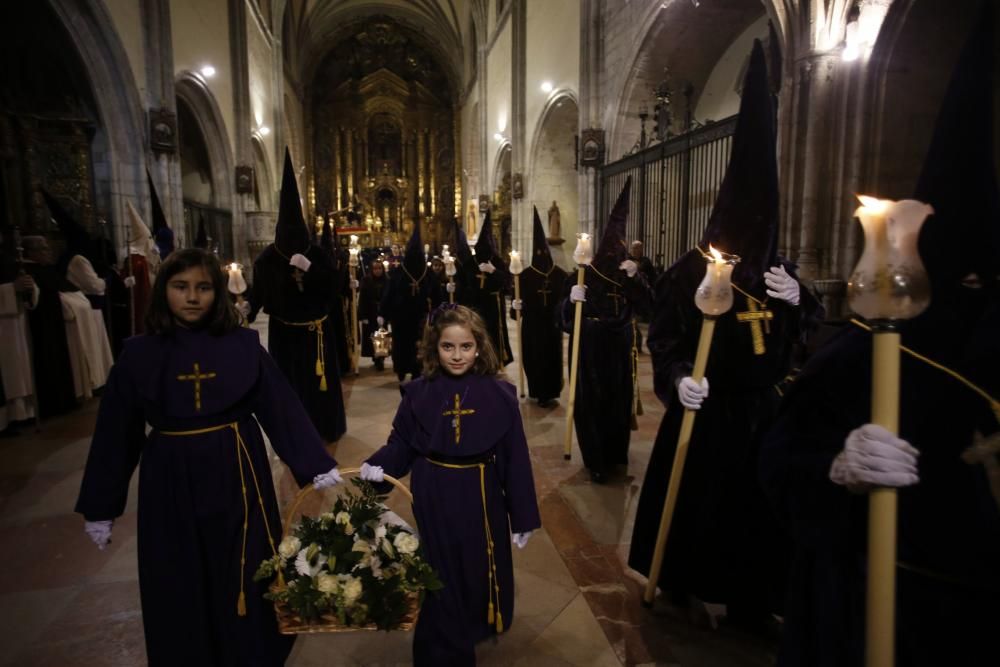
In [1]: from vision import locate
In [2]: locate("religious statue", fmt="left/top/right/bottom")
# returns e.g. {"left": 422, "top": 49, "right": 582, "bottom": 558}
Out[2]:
{"left": 547, "top": 200, "right": 563, "bottom": 242}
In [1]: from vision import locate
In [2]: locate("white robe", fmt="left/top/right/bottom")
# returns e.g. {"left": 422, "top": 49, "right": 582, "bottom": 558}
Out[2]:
{"left": 0, "top": 283, "right": 36, "bottom": 428}
{"left": 59, "top": 290, "right": 113, "bottom": 400}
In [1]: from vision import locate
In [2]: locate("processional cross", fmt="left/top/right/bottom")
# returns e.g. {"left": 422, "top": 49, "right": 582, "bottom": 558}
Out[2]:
{"left": 537, "top": 279, "right": 552, "bottom": 306}
{"left": 177, "top": 362, "right": 218, "bottom": 411}
{"left": 735, "top": 296, "right": 774, "bottom": 355}
{"left": 442, "top": 393, "right": 476, "bottom": 445}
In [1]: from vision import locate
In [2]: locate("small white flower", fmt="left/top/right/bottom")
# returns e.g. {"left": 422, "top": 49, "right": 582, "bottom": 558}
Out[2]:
{"left": 294, "top": 548, "right": 328, "bottom": 577}
{"left": 393, "top": 532, "right": 419, "bottom": 555}
{"left": 320, "top": 512, "right": 335, "bottom": 524}
{"left": 374, "top": 525, "right": 387, "bottom": 542}
{"left": 341, "top": 576, "right": 363, "bottom": 604}
{"left": 335, "top": 511, "right": 351, "bottom": 525}
{"left": 316, "top": 573, "right": 338, "bottom": 594}
{"left": 278, "top": 536, "right": 301, "bottom": 560}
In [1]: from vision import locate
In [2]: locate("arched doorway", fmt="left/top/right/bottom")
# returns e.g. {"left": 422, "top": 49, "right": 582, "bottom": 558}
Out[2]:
{"left": 529, "top": 94, "right": 579, "bottom": 264}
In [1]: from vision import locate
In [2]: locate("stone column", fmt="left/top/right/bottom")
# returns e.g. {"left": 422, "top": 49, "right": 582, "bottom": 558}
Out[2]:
{"left": 332, "top": 127, "right": 342, "bottom": 210}
{"left": 511, "top": 0, "right": 527, "bottom": 252}
{"left": 417, "top": 129, "right": 426, "bottom": 216}
{"left": 429, "top": 129, "right": 437, "bottom": 215}
{"left": 577, "top": 0, "right": 603, "bottom": 236}
{"left": 345, "top": 128, "right": 354, "bottom": 204}
{"left": 228, "top": 0, "right": 252, "bottom": 264}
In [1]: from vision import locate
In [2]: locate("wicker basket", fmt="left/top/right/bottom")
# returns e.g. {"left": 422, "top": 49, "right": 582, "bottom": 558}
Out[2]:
{"left": 272, "top": 467, "right": 418, "bottom": 634}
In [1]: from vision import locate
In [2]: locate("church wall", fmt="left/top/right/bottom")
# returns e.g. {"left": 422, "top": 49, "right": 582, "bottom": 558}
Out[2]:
{"left": 487, "top": 19, "right": 512, "bottom": 192}
{"left": 461, "top": 91, "right": 482, "bottom": 234}
{"left": 246, "top": 13, "right": 277, "bottom": 203}
{"left": 694, "top": 15, "right": 768, "bottom": 123}
{"left": 102, "top": 0, "right": 146, "bottom": 103}
{"left": 170, "top": 0, "right": 236, "bottom": 159}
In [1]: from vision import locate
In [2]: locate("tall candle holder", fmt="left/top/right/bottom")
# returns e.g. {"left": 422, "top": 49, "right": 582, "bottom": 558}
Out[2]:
{"left": 509, "top": 249, "right": 525, "bottom": 398}
{"left": 564, "top": 233, "right": 594, "bottom": 460}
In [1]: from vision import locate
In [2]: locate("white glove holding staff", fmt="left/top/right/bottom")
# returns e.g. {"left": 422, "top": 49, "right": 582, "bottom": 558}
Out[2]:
{"left": 570, "top": 285, "right": 587, "bottom": 303}
{"left": 512, "top": 531, "right": 532, "bottom": 549}
{"left": 677, "top": 376, "right": 710, "bottom": 410}
{"left": 619, "top": 260, "right": 638, "bottom": 277}
{"left": 764, "top": 265, "right": 800, "bottom": 306}
{"left": 289, "top": 253, "right": 312, "bottom": 273}
{"left": 830, "top": 424, "right": 920, "bottom": 489}
{"left": 446, "top": 282, "right": 456, "bottom": 294}
{"left": 360, "top": 462, "right": 385, "bottom": 483}
{"left": 478, "top": 261, "right": 496, "bottom": 274}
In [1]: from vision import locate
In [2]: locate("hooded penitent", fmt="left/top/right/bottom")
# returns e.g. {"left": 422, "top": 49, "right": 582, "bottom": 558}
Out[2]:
{"left": 194, "top": 212, "right": 208, "bottom": 250}
{"left": 530, "top": 206, "right": 553, "bottom": 272}
{"left": 453, "top": 217, "right": 475, "bottom": 265}
{"left": 697, "top": 40, "right": 777, "bottom": 289}
{"left": 592, "top": 178, "right": 631, "bottom": 276}
{"left": 42, "top": 190, "right": 90, "bottom": 262}
{"left": 274, "top": 148, "right": 311, "bottom": 257}
{"left": 125, "top": 200, "right": 156, "bottom": 259}
{"left": 403, "top": 219, "right": 426, "bottom": 280}
{"left": 474, "top": 209, "right": 499, "bottom": 264}
{"left": 147, "top": 170, "right": 174, "bottom": 258}
{"left": 914, "top": 4, "right": 999, "bottom": 309}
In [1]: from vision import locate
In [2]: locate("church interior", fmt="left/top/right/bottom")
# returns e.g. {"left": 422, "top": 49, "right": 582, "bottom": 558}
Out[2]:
{"left": 1, "top": 0, "right": 998, "bottom": 665}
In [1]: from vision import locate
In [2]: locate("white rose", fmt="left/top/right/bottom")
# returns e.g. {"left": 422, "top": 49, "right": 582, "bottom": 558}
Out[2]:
{"left": 278, "top": 536, "right": 301, "bottom": 560}
{"left": 393, "top": 532, "right": 419, "bottom": 555}
{"left": 294, "top": 548, "right": 328, "bottom": 577}
{"left": 316, "top": 573, "right": 338, "bottom": 594}
{"left": 341, "top": 576, "right": 363, "bottom": 605}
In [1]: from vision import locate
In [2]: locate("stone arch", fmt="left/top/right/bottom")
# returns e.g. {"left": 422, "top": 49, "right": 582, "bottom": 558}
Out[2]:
{"left": 528, "top": 91, "right": 579, "bottom": 258}
{"left": 175, "top": 72, "right": 235, "bottom": 213}
{"left": 250, "top": 136, "right": 274, "bottom": 211}
{"left": 492, "top": 141, "right": 512, "bottom": 194}
{"left": 46, "top": 0, "right": 146, "bottom": 248}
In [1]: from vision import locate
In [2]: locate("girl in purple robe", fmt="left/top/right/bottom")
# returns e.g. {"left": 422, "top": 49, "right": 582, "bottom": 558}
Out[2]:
{"left": 75, "top": 248, "right": 343, "bottom": 666}
{"left": 361, "top": 304, "right": 541, "bottom": 665}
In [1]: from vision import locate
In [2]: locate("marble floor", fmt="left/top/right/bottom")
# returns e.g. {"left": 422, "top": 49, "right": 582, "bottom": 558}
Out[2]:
{"left": 0, "top": 317, "right": 777, "bottom": 666}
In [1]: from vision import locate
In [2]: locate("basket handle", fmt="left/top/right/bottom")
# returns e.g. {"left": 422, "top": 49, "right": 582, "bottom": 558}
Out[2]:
{"left": 281, "top": 467, "right": 412, "bottom": 541}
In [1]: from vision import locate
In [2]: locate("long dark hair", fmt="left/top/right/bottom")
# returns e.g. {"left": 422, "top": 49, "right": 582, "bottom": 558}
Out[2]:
{"left": 145, "top": 248, "right": 240, "bottom": 335}
{"left": 419, "top": 304, "right": 501, "bottom": 378}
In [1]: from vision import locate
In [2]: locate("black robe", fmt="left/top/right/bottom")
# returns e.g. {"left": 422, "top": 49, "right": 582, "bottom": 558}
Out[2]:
{"left": 75, "top": 327, "right": 337, "bottom": 666}
{"left": 358, "top": 272, "right": 386, "bottom": 359}
{"left": 518, "top": 264, "right": 568, "bottom": 402}
{"left": 760, "top": 303, "right": 1000, "bottom": 667}
{"left": 329, "top": 257, "right": 353, "bottom": 377}
{"left": 365, "top": 374, "right": 541, "bottom": 665}
{"left": 558, "top": 265, "right": 651, "bottom": 474}
{"left": 468, "top": 262, "right": 514, "bottom": 366}
{"left": 628, "top": 250, "right": 821, "bottom": 611}
{"left": 379, "top": 265, "right": 443, "bottom": 380}
{"left": 24, "top": 263, "right": 77, "bottom": 417}
{"left": 251, "top": 244, "right": 347, "bottom": 441}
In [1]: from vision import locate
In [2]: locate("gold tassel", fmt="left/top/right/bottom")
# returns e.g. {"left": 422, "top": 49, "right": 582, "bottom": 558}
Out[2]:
{"left": 487, "top": 602, "right": 495, "bottom": 625}
{"left": 237, "top": 591, "right": 247, "bottom": 616}
{"left": 315, "top": 358, "right": 323, "bottom": 376}
{"left": 495, "top": 611, "right": 504, "bottom": 633}
{"left": 319, "top": 375, "right": 328, "bottom": 392}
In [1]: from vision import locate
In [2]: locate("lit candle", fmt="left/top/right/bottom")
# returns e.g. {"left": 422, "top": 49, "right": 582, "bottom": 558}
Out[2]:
{"left": 572, "top": 233, "right": 593, "bottom": 266}
{"left": 227, "top": 262, "right": 247, "bottom": 295}
{"left": 694, "top": 245, "right": 737, "bottom": 316}
{"left": 348, "top": 247, "right": 359, "bottom": 268}
{"left": 508, "top": 249, "right": 523, "bottom": 275}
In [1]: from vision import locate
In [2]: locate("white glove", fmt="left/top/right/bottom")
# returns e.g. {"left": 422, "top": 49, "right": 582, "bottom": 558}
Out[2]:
{"left": 289, "top": 253, "right": 312, "bottom": 273}
{"left": 360, "top": 319, "right": 369, "bottom": 325}
{"left": 570, "top": 285, "right": 587, "bottom": 303}
{"left": 446, "top": 282, "right": 456, "bottom": 294}
{"left": 512, "top": 531, "right": 533, "bottom": 549}
{"left": 763, "top": 265, "right": 800, "bottom": 306}
{"left": 360, "top": 462, "right": 385, "bottom": 483}
{"left": 376, "top": 316, "right": 385, "bottom": 327}
{"left": 84, "top": 520, "right": 113, "bottom": 550}
{"left": 350, "top": 279, "right": 359, "bottom": 290}
{"left": 312, "top": 467, "right": 343, "bottom": 490}
{"left": 123, "top": 276, "right": 136, "bottom": 288}
{"left": 236, "top": 301, "right": 251, "bottom": 318}
{"left": 512, "top": 299, "right": 523, "bottom": 311}
{"left": 677, "top": 376, "right": 710, "bottom": 410}
{"left": 830, "top": 424, "right": 920, "bottom": 489}
{"left": 478, "top": 261, "right": 496, "bottom": 274}
{"left": 619, "top": 259, "right": 639, "bottom": 277}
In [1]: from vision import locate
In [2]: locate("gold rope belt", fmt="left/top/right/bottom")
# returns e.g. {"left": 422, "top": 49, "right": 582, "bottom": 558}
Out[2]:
{"left": 426, "top": 457, "right": 504, "bottom": 633}
{"left": 275, "top": 315, "right": 329, "bottom": 392}
{"left": 159, "top": 422, "right": 280, "bottom": 617}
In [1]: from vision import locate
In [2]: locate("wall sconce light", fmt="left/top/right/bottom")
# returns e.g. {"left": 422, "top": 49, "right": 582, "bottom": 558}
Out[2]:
{"left": 200, "top": 65, "right": 216, "bottom": 78}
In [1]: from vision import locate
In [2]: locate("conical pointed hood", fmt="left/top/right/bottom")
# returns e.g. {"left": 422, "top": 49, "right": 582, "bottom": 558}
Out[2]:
{"left": 403, "top": 220, "right": 426, "bottom": 276}
{"left": 42, "top": 190, "right": 89, "bottom": 257}
{"left": 194, "top": 211, "right": 209, "bottom": 249}
{"left": 453, "top": 217, "right": 475, "bottom": 265}
{"left": 274, "top": 148, "right": 311, "bottom": 255}
{"left": 320, "top": 214, "right": 335, "bottom": 256}
{"left": 474, "top": 209, "right": 497, "bottom": 260}
{"left": 531, "top": 206, "right": 553, "bottom": 271}
{"left": 593, "top": 177, "right": 631, "bottom": 274}
{"left": 915, "top": 4, "right": 999, "bottom": 299}
{"left": 125, "top": 200, "right": 154, "bottom": 257}
{"left": 147, "top": 170, "right": 174, "bottom": 257}
{"left": 698, "top": 40, "right": 777, "bottom": 287}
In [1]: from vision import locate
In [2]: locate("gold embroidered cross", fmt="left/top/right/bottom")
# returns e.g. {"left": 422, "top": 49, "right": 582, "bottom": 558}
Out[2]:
{"left": 477, "top": 272, "right": 487, "bottom": 289}
{"left": 442, "top": 393, "right": 475, "bottom": 445}
{"left": 537, "top": 279, "right": 551, "bottom": 306}
{"left": 607, "top": 288, "right": 622, "bottom": 316}
{"left": 735, "top": 296, "right": 774, "bottom": 355}
{"left": 177, "top": 362, "right": 217, "bottom": 411}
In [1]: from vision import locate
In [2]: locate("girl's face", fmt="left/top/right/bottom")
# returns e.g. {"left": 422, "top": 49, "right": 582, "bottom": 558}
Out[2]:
{"left": 438, "top": 324, "right": 477, "bottom": 376}
{"left": 167, "top": 265, "right": 216, "bottom": 327}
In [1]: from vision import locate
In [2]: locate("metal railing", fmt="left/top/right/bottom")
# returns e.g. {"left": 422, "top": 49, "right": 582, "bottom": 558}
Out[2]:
{"left": 598, "top": 115, "right": 737, "bottom": 271}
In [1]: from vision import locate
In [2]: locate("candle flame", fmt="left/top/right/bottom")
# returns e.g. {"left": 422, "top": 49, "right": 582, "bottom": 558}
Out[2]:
{"left": 229, "top": 263, "right": 238, "bottom": 271}
{"left": 510, "top": 250, "right": 520, "bottom": 259}
{"left": 579, "top": 233, "right": 590, "bottom": 241}
{"left": 708, "top": 245, "right": 724, "bottom": 263}
{"left": 857, "top": 195, "right": 890, "bottom": 213}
